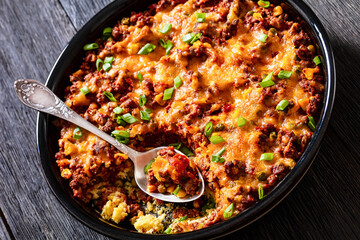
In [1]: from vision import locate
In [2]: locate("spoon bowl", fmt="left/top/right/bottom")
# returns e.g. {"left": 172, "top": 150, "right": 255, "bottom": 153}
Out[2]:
{"left": 14, "top": 79, "right": 205, "bottom": 203}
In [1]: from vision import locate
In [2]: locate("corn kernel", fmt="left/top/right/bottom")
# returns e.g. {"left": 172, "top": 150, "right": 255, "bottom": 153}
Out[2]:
{"left": 61, "top": 169, "right": 72, "bottom": 179}
{"left": 303, "top": 68, "right": 317, "bottom": 80}
{"left": 176, "top": 189, "right": 187, "bottom": 198}
{"left": 253, "top": 13, "right": 263, "bottom": 21}
{"left": 273, "top": 6, "right": 283, "bottom": 16}
{"left": 147, "top": 185, "right": 157, "bottom": 192}
{"left": 166, "top": 185, "right": 176, "bottom": 193}
{"left": 307, "top": 45, "right": 316, "bottom": 53}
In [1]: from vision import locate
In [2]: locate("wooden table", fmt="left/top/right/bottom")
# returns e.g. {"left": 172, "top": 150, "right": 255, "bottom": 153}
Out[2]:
{"left": 1, "top": 0, "right": 359, "bottom": 239}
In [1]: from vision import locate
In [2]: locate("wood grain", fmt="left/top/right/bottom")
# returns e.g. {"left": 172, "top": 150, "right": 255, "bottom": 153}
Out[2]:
{"left": 0, "top": 0, "right": 359, "bottom": 239}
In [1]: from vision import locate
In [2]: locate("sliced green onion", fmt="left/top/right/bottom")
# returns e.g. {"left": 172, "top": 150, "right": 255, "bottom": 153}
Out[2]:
{"left": 260, "top": 153, "right": 274, "bottom": 161}
{"left": 121, "top": 113, "right": 138, "bottom": 124}
{"left": 104, "top": 56, "right": 114, "bottom": 64}
{"left": 102, "top": 62, "right": 112, "bottom": 72}
{"left": 80, "top": 86, "right": 90, "bottom": 95}
{"left": 73, "top": 127, "right": 83, "bottom": 139}
{"left": 182, "top": 33, "right": 195, "bottom": 43}
{"left": 258, "top": 33, "right": 268, "bottom": 43}
{"left": 210, "top": 135, "right": 225, "bottom": 144}
{"left": 211, "top": 147, "right": 225, "bottom": 163}
{"left": 308, "top": 116, "right": 316, "bottom": 131}
{"left": 278, "top": 70, "right": 293, "bottom": 79}
{"left": 163, "top": 87, "right": 174, "bottom": 100}
{"left": 237, "top": 117, "right": 247, "bottom": 127}
{"left": 169, "top": 142, "right": 182, "bottom": 150}
{"left": 111, "top": 130, "right": 130, "bottom": 144}
{"left": 164, "top": 227, "right": 172, "bottom": 234}
{"left": 201, "top": 198, "right": 215, "bottom": 214}
{"left": 138, "top": 43, "right": 156, "bottom": 55}
{"left": 139, "top": 94, "right": 147, "bottom": 107}
{"left": 190, "top": 33, "right": 202, "bottom": 44}
{"left": 83, "top": 43, "right": 99, "bottom": 51}
{"left": 258, "top": 0, "right": 270, "bottom": 8}
{"left": 113, "top": 107, "right": 123, "bottom": 114}
{"left": 174, "top": 76, "right": 183, "bottom": 88}
{"left": 196, "top": 12, "right": 206, "bottom": 23}
{"left": 140, "top": 110, "right": 151, "bottom": 121}
{"left": 313, "top": 56, "right": 323, "bottom": 65}
{"left": 223, "top": 203, "right": 234, "bottom": 219}
{"left": 102, "top": 27, "right": 112, "bottom": 40}
{"left": 178, "top": 216, "right": 188, "bottom": 222}
{"left": 173, "top": 185, "right": 181, "bottom": 195}
{"left": 276, "top": 99, "right": 289, "bottom": 111}
{"left": 204, "top": 122, "right": 213, "bottom": 138}
{"left": 96, "top": 58, "right": 104, "bottom": 71}
{"left": 258, "top": 184, "right": 264, "bottom": 199}
{"left": 145, "top": 109, "right": 152, "bottom": 114}
{"left": 182, "top": 32, "right": 202, "bottom": 44}
{"left": 158, "top": 23, "right": 172, "bottom": 34}
{"left": 180, "top": 146, "right": 194, "bottom": 157}
{"left": 103, "top": 91, "right": 117, "bottom": 102}
{"left": 137, "top": 72, "right": 143, "bottom": 82}
{"left": 116, "top": 116, "right": 126, "bottom": 126}
{"left": 159, "top": 39, "right": 174, "bottom": 55}
{"left": 259, "top": 72, "right": 275, "bottom": 88}
{"left": 144, "top": 158, "right": 155, "bottom": 174}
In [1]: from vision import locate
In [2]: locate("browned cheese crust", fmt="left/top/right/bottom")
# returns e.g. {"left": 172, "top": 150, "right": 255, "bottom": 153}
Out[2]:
{"left": 55, "top": 0, "right": 324, "bottom": 234}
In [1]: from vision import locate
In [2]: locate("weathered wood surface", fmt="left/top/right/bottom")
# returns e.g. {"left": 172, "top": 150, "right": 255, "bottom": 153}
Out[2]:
{"left": 0, "top": 0, "right": 359, "bottom": 239}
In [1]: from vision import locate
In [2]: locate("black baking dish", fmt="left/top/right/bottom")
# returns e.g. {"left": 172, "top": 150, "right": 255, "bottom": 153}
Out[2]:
{"left": 36, "top": 0, "right": 336, "bottom": 239}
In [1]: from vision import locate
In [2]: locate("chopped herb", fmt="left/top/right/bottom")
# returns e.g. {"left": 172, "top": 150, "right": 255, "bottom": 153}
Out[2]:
{"left": 83, "top": 43, "right": 99, "bottom": 51}
{"left": 113, "top": 107, "right": 123, "bottom": 114}
{"left": 196, "top": 12, "right": 206, "bottom": 22}
{"left": 73, "top": 127, "right": 82, "bottom": 139}
{"left": 258, "top": 33, "right": 268, "bottom": 43}
{"left": 145, "top": 109, "right": 152, "bottom": 114}
{"left": 111, "top": 130, "right": 130, "bottom": 144}
{"left": 173, "top": 185, "right": 181, "bottom": 195}
{"left": 169, "top": 142, "right": 182, "bottom": 150}
{"left": 121, "top": 113, "right": 138, "bottom": 124}
{"left": 308, "top": 116, "right": 316, "bottom": 131}
{"left": 276, "top": 99, "right": 289, "bottom": 111}
{"left": 258, "top": 0, "right": 270, "bottom": 8}
{"left": 137, "top": 72, "right": 143, "bottom": 82}
{"left": 138, "top": 43, "right": 156, "bottom": 55}
{"left": 211, "top": 147, "right": 225, "bottom": 163}
{"left": 104, "top": 56, "right": 114, "bottom": 64}
{"left": 180, "top": 146, "right": 194, "bottom": 157}
{"left": 103, "top": 91, "right": 117, "bottom": 102}
{"left": 140, "top": 110, "right": 151, "bottom": 121}
{"left": 210, "top": 135, "right": 225, "bottom": 144}
{"left": 102, "top": 27, "right": 112, "bottom": 40}
{"left": 258, "top": 184, "right": 264, "bottom": 199}
{"left": 278, "top": 70, "right": 293, "bottom": 79}
{"left": 190, "top": 33, "right": 202, "bottom": 44}
{"left": 223, "top": 203, "right": 234, "bottom": 219}
{"left": 96, "top": 58, "right": 103, "bottom": 71}
{"left": 158, "top": 23, "right": 172, "bottom": 34}
{"left": 144, "top": 158, "right": 155, "bottom": 174}
{"left": 313, "top": 56, "right": 323, "bottom": 65}
{"left": 201, "top": 198, "right": 215, "bottom": 214}
{"left": 204, "top": 122, "right": 213, "bottom": 138}
{"left": 260, "top": 153, "right": 274, "bottom": 161}
{"left": 259, "top": 72, "right": 275, "bottom": 88}
{"left": 237, "top": 117, "right": 247, "bottom": 127}
{"left": 174, "top": 76, "right": 183, "bottom": 88}
{"left": 139, "top": 94, "right": 147, "bottom": 107}
{"left": 80, "top": 86, "right": 90, "bottom": 95}
{"left": 159, "top": 39, "right": 174, "bottom": 55}
{"left": 163, "top": 87, "right": 174, "bottom": 100}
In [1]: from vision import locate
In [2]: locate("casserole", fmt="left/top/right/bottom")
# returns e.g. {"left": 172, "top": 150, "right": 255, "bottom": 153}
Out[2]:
{"left": 37, "top": 0, "right": 335, "bottom": 238}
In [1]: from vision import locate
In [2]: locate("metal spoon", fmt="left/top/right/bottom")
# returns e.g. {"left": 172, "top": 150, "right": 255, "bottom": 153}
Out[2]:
{"left": 14, "top": 79, "right": 204, "bottom": 203}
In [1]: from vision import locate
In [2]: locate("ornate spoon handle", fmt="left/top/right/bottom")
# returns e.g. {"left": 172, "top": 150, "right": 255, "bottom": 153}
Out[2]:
{"left": 14, "top": 79, "right": 138, "bottom": 160}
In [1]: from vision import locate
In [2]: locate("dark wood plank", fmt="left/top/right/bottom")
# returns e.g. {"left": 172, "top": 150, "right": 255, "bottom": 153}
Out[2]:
{"left": 59, "top": 0, "right": 114, "bottom": 30}
{"left": 0, "top": 0, "right": 108, "bottom": 239}
{"left": 0, "top": 209, "right": 14, "bottom": 240}
{"left": 0, "top": 0, "right": 359, "bottom": 239}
